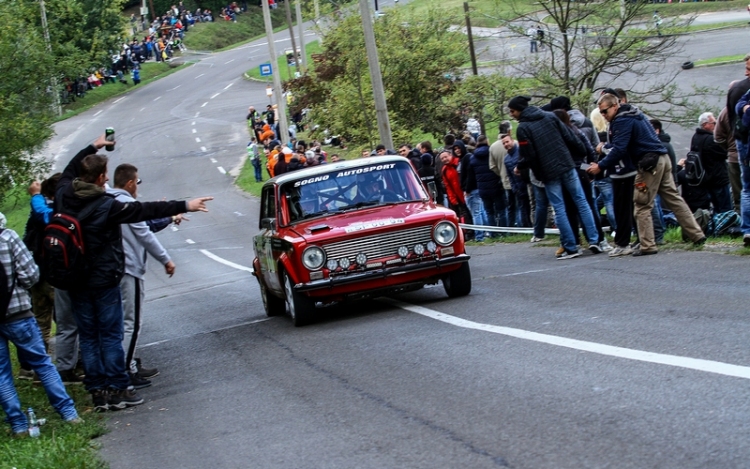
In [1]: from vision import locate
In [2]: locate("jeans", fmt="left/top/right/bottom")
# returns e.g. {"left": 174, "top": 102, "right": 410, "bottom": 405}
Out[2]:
{"left": 652, "top": 195, "right": 665, "bottom": 244}
{"left": 0, "top": 317, "right": 78, "bottom": 432}
{"left": 737, "top": 140, "right": 750, "bottom": 234}
{"left": 706, "top": 185, "right": 733, "bottom": 214}
{"left": 545, "top": 168, "right": 599, "bottom": 252}
{"left": 513, "top": 188, "right": 532, "bottom": 227}
{"left": 480, "top": 190, "right": 508, "bottom": 238}
{"left": 70, "top": 287, "right": 130, "bottom": 391}
{"left": 252, "top": 160, "right": 263, "bottom": 182}
{"left": 466, "top": 190, "right": 487, "bottom": 241}
{"left": 595, "top": 177, "right": 617, "bottom": 230}
{"left": 533, "top": 185, "right": 549, "bottom": 239}
{"left": 564, "top": 170, "right": 604, "bottom": 243}
{"left": 505, "top": 189, "right": 517, "bottom": 227}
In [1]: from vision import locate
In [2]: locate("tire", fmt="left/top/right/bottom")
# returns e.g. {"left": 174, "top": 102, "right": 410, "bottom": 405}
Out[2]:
{"left": 443, "top": 262, "right": 472, "bottom": 298}
{"left": 258, "top": 277, "right": 285, "bottom": 317}
{"left": 681, "top": 61, "right": 694, "bottom": 70}
{"left": 283, "top": 272, "right": 316, "bottom": 327}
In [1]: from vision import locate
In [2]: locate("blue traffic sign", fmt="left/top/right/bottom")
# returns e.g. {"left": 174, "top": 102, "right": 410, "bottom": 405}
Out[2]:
{"left": 260, "top": 63, "right": 273, "bottom": 76}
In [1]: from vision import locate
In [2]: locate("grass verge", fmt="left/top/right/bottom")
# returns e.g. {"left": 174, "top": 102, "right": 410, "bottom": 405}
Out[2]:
{"left": 245, "top": 40, "right": 323, "bottom": 82}
{"left": 183, "top": 9, "right": 287, "bottom": 51}
{"left": 695, "top": 53, "right": 746, "bottom": 66}
{"left": 58, "top": 61, "right": 189, "bottom": 122}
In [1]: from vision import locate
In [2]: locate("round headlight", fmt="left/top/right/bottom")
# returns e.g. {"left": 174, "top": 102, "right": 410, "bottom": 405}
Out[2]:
{"left": 326, "top": 259, "right": 339, "bottom": 271}
{"left": 356, "top": 252, "right": 368, "bottom": 265}
{"left": 434, "top": 221, "right": 457, "bottom": 246}
{"left": 426, "top": 241, "right": 437, "bottom": 253}
{"left": 339, "top": 257, "right": 351, "bottom": 269}
{"left": 398, "top": 246, "right": 409, "bottom": 258}
{"left": 413, "top": 243, "right": 425, "bottom": 256}
{"left": 302, "top": 246, "right": 326, "bottom": 271}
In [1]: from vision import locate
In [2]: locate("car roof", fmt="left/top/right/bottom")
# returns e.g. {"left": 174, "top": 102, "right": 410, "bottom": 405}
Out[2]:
{"left": 264, "top": 156, "right": 410, "bottom": 187}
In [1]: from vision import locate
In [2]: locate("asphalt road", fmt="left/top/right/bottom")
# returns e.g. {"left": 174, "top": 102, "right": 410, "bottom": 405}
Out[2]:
{"left": 39, "top": 14, "right": 750, "bottom": 469}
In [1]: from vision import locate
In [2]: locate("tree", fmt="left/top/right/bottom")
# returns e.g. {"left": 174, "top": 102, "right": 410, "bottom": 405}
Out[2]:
{"left": 493, "top": 0, "right": 715, "bottom": 125}
{"left": 0, "top": 2, "right": 56, "bottom": 200}
{"left": 287, "top": 6, "right": 472, "bottom": 147}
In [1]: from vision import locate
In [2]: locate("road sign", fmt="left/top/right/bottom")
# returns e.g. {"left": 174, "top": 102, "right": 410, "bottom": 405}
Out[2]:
{"left": 260, "top": 63, "right": 273, "bottom": 77}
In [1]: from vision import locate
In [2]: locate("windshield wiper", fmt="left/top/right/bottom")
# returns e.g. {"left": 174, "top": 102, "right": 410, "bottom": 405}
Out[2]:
{"left": 301, "top": 209, "right": 340, "bottom": 219}
{"left": 339, "top": 201, "right": 379, "bottom": 211}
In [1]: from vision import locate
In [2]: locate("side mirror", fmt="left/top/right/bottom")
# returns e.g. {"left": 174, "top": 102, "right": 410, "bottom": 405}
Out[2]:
{"left": 427, "top": 181, "right": 437, "bottom": 201}
{"left": 260, "top": 218, "right": 276, "bottom": 231}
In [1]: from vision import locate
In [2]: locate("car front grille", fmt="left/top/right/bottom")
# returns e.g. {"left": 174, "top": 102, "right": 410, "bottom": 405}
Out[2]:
{"left": 324, "top": 225, "right": 433, "bottom": 262}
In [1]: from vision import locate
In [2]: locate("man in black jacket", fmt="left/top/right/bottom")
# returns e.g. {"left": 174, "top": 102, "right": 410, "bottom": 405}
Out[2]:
{"left": 56, "top": 133, "right": 213, "bottom": 412}
{"left": 510, "top": 96, "right": 600, "bottom": 259}
{"left": 691, "top": 112, "right": 732, "bottom": 213}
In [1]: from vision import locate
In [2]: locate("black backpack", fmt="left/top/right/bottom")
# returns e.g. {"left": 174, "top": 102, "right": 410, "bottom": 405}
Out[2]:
{"left": 0, "top": 229, "right": 16, "bottom": 316}
{"left": 684, "top": 151, "right": 705, "bottom": 187}
{"left": 42, "top": 197, "right": 108, "bottom": 291}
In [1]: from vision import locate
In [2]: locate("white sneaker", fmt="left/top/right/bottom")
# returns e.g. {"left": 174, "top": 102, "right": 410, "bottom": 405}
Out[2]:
{"left": 599, "top": 239, "right": 613, "bottom": 252}
{"left": 530, "top": 236, "right": 545, "bottom": 243}
{"left": 608, "top": 245, "right": 633, "bottom": 257}
{"left": 557, "top": 248, "right": 582, "bottom": 260}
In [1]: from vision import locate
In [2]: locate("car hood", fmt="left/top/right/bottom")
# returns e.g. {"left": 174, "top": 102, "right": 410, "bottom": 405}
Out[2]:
{"left": 288, "top": 201, "right": 454, "bottom": 242}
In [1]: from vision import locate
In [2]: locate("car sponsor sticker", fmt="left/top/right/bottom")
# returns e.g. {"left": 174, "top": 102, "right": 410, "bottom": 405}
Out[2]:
{"left": 294, "top": 175, "right": 331, "bottom": 187}
{"left": 335, "top": 163, "right": 396, "bottom": 178}
{"left": 345, "top": 218, "right": 405, "bottom": 233}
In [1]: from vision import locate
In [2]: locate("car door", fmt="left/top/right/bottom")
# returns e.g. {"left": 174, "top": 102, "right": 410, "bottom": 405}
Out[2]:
{"left": 255, "top": 185, "right": 283, "bottom": 293}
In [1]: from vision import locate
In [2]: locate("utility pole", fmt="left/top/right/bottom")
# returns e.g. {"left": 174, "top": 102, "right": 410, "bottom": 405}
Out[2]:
{"left": 358, "top": 0, "right": 393, "bottom": 150}
{"left": 283, "top": 0, "right": 300, "bottom": 75}
{"left": 262, "top": 0, "right": 288, "bottom": 145}
{"left": 464, "top": 2, "right": 478, "bottom": 76}
{"left": 39, "top": 0, "right": 61, "bottom": 117}
{"left": 295, "top": 0, "right": 306, "bottom": 72}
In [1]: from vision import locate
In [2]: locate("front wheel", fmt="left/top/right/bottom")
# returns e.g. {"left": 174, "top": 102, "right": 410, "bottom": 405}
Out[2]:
{"left": 283, "top": 272, "right": 316, "bottom": 327}
{"left": 443, "top": 262, "right": 472, "bottom": 298}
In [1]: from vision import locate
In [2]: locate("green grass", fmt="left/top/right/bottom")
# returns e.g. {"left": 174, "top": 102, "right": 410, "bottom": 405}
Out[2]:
{"left": 245, "top": 40, "right": 323, "bottom": 82}
{"left": 695, "top": 53, "right": 746, "bottom": 66}
{"left": 59, "top": 61, "right": 189, "bottom": 121}
{"left": 183, "top": 9, "right": 287, "bottom": 51}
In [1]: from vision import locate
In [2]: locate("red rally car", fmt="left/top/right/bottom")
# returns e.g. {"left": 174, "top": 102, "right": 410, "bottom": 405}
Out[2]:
{"left": 252, "top": 156, "right": 471, "bottom": 326}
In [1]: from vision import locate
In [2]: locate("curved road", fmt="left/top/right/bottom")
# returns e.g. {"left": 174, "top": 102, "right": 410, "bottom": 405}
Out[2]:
{"left": 39, "top": 15, "right": 750, "bottom": 469}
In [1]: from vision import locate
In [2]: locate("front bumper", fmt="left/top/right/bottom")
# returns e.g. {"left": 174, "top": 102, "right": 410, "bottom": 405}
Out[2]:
{"left": 294, "top": 254, "right": 470, "bottom": 292}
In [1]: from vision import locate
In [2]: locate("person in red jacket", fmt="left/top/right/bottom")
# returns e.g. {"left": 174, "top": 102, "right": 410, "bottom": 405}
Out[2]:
{"left": 440, "top": 151, "right": 474, "bottom": 240}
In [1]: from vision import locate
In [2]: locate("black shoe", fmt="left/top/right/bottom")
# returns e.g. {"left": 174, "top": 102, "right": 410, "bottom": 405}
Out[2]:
{"left": 632, "top": 248, "right": 658, "bottom": 257}
{"left": 108, "top": 386, "right": 144, "bottom": 410}
{"left": 744, "top": 234, "right": 750, "bottom": 248}
{"left": 92, "top": 389, "right": 109, "bottom": 413}
{"left": 59, "top": 370, "right": 84, "bottom": 385}
{"left": 129, "top": 372, "right": 152, "bottom": 390}
{"left": 135, "top": 358, "right": 159, "bottom": 379}
{"left": 693, "top": 237, "right": 707, "bottom": 246}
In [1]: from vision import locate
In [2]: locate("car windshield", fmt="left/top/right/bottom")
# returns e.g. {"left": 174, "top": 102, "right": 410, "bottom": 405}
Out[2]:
{"left": 281, "top": 160, "right": 427, "bottom": 223}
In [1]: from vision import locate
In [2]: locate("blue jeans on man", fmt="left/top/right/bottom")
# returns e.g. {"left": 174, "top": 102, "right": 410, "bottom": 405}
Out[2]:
{"left": 0, "top": 317, "right": 79, "bottom": 433}
{"left": 533, "top": 185, "right": 549, "bottom": 239}
{"left": 70, "top": 286, "right": 130, "bottom": 392}
{"left": 595, "top": 177, "right": 617, "bottom": 230}
{"left": 466, "top": 190, "right": 487, "bottom": 241}
{"left": 480, "top": 190, "right": 508, "bottom": 238}
{"left": 735, "top": 140, "right": 750, "bottom": 236}
{"left": 544, "top": 168, "right": 599, "bottom": 253}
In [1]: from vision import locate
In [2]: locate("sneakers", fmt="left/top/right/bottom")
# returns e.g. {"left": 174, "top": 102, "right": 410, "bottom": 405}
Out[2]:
{"left": 599, "top": 239, "right": 613, "bottom": 252}
{"left": 555, "top": 246, "right": 565, "bottom": 256}
{"left": 135, "top": 358, "right": 159, "bottom": 378}
{"left": 92, "top": 389, "right": 109, "bottom": 413}
{"left": 530, "top": 236, "right": 545, "bottom": 243}
{"left": 745, "top": 234, "right": 750, "bottom": 248}
{"left": 108, "top": 386, "right": 144, "bottom": 410}
{"left": 608, "top": 245, "right": 633, "bottom": 257}
{"left": 693, "top": 237, "right": 707, "bottom": 246}
{"left": 129, "top": 372, "right": 152, "bottom": 390}
{"left": 589, "top": 243, "right": 603, "bottom": 254}
{"left": 556, "top": 249, "right": 582, "bottom": 260}
{"left": 59, "top": 370, "right": 84, "bottom": 385}
{"left": 632, "top": 248, "right": 658, "bottom": 257}
{"left": 18, "top": 368, "right": 34, "bottom": 380}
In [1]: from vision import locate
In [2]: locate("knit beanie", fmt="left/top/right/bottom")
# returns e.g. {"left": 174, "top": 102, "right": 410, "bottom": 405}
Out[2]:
{"left": 549, "top": 96, "right": 571, "bottom": 111}
{"left": 508, "top": 96, "right": 531, "bottom": 112}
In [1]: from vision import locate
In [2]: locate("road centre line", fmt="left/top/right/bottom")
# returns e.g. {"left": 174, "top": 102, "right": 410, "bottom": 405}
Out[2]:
{"left": 225, "top": 59, "right": 235, "bottom": 64}
{"left": 201, "top": 102, "right": 208, "bottom": 107}
{"left": 192, "top": 129, "right": 197, "bottom": 133}
{"left": 211, "top": 93, "right": 220, "bottom": 99}
{"left": 195, "top": 73, "right": 205, "bottom": 79}
{"left": 195, "top": 137, "right": 201, "bottom": 142}
{"left": 113, "top": 97, "right": 125, "bottom": 103}
{"left": 153, "top": 96, "right": 161, "bottom": 101}
{"left": 201, "top": 146, "right": 207, "bottom": 152}
{"left": 168, "top": 85, "right": 181, "bottom": 91}
{"left": 383, "top": 299, "right": 750, "bottom": 381}
{"left": 199, "top": 249, "right": 254, "bottom": 273}
{"left": 191, "top": 121, "right": 195, "bottom": 126}
{"left": 224, "top": 83, "right": 234, "bottom": 90}
{"left": 217, "top": 166, "right": 226, "bottom": 174}
{"left": 210, "top": 158, "right": 217, "bottom": 163}
{"left": 93, "top": 110, "right": 102, "bottom": 116}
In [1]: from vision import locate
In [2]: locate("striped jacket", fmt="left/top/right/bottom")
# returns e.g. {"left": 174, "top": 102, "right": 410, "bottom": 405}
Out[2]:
{"left": 0, "top": 228, "right": 39, "bottom": 321}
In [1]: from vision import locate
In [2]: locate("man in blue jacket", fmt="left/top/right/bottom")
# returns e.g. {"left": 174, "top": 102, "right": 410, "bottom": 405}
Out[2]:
{"left": 589, "top": 93, "right": 704, "bottom": 256}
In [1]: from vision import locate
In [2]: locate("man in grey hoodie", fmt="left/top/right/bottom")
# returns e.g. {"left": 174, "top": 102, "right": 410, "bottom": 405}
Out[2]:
{"left": 108, "top": 164, "right": 181, "bottom": 389}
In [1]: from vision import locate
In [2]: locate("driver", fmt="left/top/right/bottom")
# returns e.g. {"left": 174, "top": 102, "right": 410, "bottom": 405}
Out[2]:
{"left": 355, "top": 173, "right": 382, "bottom": 202}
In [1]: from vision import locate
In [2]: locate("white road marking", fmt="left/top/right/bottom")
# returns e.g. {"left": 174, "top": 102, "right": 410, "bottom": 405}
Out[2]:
{"left": 194, "top": 112, "right": 200, "bottom": 117}
{"left": 185, "top": 239, "right": 195, "bottom": 244}
{"left": 224, "top": 83, "right": 234, "bottom": 90}
{"left": 201, "top": 102, "right": 208, "bottom": 107}
{"left": 153, "top": 96, "right": 161, "bottom": 101}
{"left": 192, "top": 129, "right": 197, "bottom": 133}
{"left": 210, "top": 158, "right": 217, "bottom": 163}
{"left": 170, "top": 225, "right": 179, "bottom": 232}
{"left": 140, "top": 108, "right": 145, "bottom": 112}
{"left": 384, "top": 299, "right": 750, "bottom": 381}
{"left": 201, "top": 146, "right": 207, "bottom": 152}
{"left": 217, "top": 166, "right": 226, "bottom": 174}
{"left": 195, "top": 137, "right": 201, "bottom": 142}
{"left": 168, "top": 85, "right": 181, "bottom": 91}
{"left": 211, "top": 93, "right": 220, "bottom": 99}
{"left": 195, "top": 73, "right": 205, "bottom": 79}
{"left": 234, "top": 211, "right": 244, "bottom": 217}
{"left": 130, "top": 118, "right": 135, "bottom": 122}
{"left": 139, "top": 317, "right": 272, "bottom": 348}
{"left": 93, "top": 110, "right": 102, "bottom": 116}
{"left": 199, "top": 249, "right": 254, "bottom": 273}
{"left": 225, "top": 59, "right": 235, "bottom": 64}
{"left": 191, "top": 121, "right": 196, "bottom": 126}
{"left": 113, "top": 97, "right": 125, "bottom": 103}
